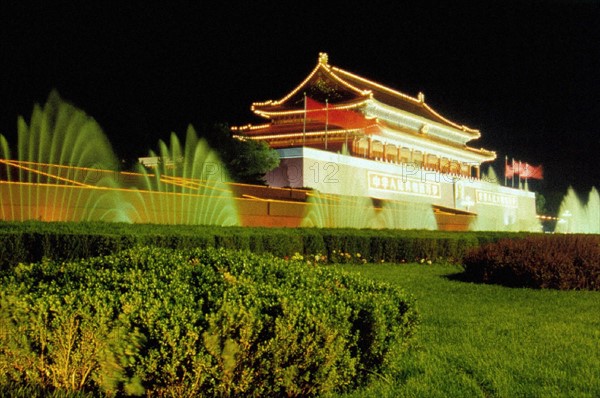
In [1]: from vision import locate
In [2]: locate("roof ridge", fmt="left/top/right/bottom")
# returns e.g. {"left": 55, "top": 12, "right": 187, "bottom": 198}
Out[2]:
{"left": 331, "top": 65, "right": 422, "bottom": 104}
{"left": 330, "top": 63, "right": 479, "bottom": 134}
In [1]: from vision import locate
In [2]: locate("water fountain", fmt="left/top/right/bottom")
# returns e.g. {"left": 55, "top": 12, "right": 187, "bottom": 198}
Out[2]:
{"left": 0, "top": 91, "right": 130, "bottom": 222}
{"left": 128, "top": 126, "right": 240, "bottom": 226}
{"left": 555, "top": 187, "right": 600, "bottom": 233}
{"left": 301, "top": 192, "right": 438, "bottom": 230}
{"left": 301, "top": 192, "right": 379, "bottom": 228}
{"left": 0, "top": 92, "right": 240, "bottom": 226}
{"left": 375, "top": 199, "right": 437, "bottom": 230}
{"left": 470, "top": 166, "right": 540, "bottom": 232}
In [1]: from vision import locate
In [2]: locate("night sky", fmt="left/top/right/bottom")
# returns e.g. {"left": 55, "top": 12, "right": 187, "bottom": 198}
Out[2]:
{"left": 1, "top": 1, "right": 599, "bottom": 212}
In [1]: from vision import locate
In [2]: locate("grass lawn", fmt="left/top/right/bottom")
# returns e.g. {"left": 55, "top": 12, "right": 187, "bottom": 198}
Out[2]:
{"left": 333, "top": 263, "right": 600, "bottom": 398}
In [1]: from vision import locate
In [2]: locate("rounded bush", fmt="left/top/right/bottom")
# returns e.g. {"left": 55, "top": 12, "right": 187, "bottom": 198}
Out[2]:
{"left": 462, "top": 234, "right": 600, "bottom": 290}
{"left": 0, "top": 246, "right": 417, "bottom": 396}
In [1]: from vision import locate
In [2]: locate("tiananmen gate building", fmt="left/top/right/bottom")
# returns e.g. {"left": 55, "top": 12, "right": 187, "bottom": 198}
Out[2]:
{"left": 233, "top": 53, "right": 538, "bottom": 231}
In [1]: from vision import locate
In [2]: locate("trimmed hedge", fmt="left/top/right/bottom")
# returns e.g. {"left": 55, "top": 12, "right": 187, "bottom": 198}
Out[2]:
{"left": 462, "top": 234, "right": 600, "bottom": 290}
{"left": 0, "top": 221, "right": 525, "bottom": 270}
{"left": 0, "top": 246, "right": 418, "bottom": 396}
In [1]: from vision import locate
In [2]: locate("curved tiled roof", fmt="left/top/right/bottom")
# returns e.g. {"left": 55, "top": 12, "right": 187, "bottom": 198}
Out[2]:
{"left": 252, "top": 53, "right": 479, "bottom": 136}
{"left": 329, "top": 66, "right": 479, "bottom": 135}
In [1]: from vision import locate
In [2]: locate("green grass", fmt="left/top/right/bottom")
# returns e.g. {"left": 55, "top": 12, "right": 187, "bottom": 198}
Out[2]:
{"left": 333, "top": 263, "right": 600, "bottom": 398}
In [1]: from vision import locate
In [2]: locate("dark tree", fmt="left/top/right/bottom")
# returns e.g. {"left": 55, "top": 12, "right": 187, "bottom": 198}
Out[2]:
{"left": 535, "top": 192, "right": 547, "bottom": 215}
{"left": 205, "top": 124, "right": 280, "bottom": 184}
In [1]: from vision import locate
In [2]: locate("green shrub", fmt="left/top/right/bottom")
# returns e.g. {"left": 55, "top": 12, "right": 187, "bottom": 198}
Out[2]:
{"left": 301, "top": 229, "right": 326, "bottom": 255}
{"left": 0, "top": 246, "right": 418, "bottom": 396}
{"left": 462, "top": 234, "right": 600, "bottom": 290}
{"left": 0, "top": 221, "right": 528, "bottom": 270}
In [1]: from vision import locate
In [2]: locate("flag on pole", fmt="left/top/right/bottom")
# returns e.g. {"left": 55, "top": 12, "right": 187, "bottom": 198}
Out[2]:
{"left": 325, "top": 98, "right": 329, "bottom": 149}
{"left": 511, "top": 158, "right": 516, "bottom": 187}
{"left": 302, "top": 92, "right": 307, "bottom": 146}
{"left": 520, "top": 163, "right": 543, "bottom": 179}
{"left": 504, "top": 156, "right": 507, "bottom": 185}
{"left": 504, "top": 157, "right": 515, "bottom": 179}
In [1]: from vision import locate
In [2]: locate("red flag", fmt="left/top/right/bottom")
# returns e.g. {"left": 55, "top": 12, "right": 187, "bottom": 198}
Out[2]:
{"left": 505, "top": 163, "right": 515, "bottom": 178}
{"left": 520, "top": 163, "right": 543, "bottom": 179}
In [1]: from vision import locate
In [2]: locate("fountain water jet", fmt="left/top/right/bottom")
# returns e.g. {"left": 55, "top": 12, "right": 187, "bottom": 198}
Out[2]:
{"left": 375, "top": 199, "right": 437, "bottom": 230}
{"left": 301, "top": 192, "right": 379, "bottom": 228}
{"left": 470, "top": 166, "right": 540, "bottom": 232}
{"left": 129, "top": 125, "right": 240, "bottom": 226}
{"left": 0, "top": 92, "right": 240, "bottom": 226}
{"left": 0, "top": 91, "right": 130, "bottom": 222}
{"left": 555, "top": 187, "right": 600, "bottom": 233}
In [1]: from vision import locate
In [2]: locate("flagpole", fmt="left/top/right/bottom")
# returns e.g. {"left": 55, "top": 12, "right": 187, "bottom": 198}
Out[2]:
{"left": 518, "top": 161, "right": 522, "bottom": 189}
{"left": 524, "top": 163, "right": 529, "bottom": 191}
{"left": 302, "top": 92, "right": 307, "bottom": 146}
{"left": 512, "top": 158, "right": 515, "bottom": 188}
{"left": 504, "top": 155, "right": 507, "bottom": 186}
{"left": 325, "top": 98, "right": 329, "bottom": 150}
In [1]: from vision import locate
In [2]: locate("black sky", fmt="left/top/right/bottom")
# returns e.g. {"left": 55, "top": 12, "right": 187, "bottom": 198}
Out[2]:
{"left": 1, "top": 1, "right": 599, "bottom": 209}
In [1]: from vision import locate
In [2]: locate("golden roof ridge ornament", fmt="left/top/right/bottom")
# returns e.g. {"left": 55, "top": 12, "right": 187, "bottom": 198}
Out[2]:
{"left": 318, "top": 52, "right": 329, "bottom": 66}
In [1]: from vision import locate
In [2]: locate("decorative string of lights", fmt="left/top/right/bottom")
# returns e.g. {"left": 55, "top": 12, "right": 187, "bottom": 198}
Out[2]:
{"left": 331, "top": 65, "right": 480, "bottom": 135}
{"left": 231, "top": 123, "right": 271, "bottom": 132}
{"left": 159, "top": 175, "right": 233, "bottom": 194}
{"left": 253, "top": 98, "right": 370, "bottom": 118}
{"left": 241, "top": 128, "right": 365, "bottom": 142}
{"left": 0, "top": 159, "right": 102, "bottom": 187}
{"left": 332, "top": 66, "right": 420, "bottom": 103}
{"left": 376, "top": 126, "right": 492, "bottom": 163}
{"left": 367, "top": 101, "right": 485, "bottom": 146}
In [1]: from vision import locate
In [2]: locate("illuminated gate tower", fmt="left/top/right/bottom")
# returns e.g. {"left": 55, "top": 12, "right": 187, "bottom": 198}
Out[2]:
{"left": 234, "top": 53, "right": 537, "bottom": 230}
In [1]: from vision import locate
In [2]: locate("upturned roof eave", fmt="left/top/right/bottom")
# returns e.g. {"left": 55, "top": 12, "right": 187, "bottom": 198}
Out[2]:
{"left": 250, "top": 52, "right": 482, "bottom": 138}
{"left": 251, "top": 53, "right": 371, "bottom": 113}
{"left": 331, "top": 65, "right": 481, "bottom": 136}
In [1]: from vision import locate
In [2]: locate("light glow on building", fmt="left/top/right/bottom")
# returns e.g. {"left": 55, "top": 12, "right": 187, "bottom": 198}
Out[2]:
{"left": 234, "top": 53, "right": 539, "bottom": 231}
